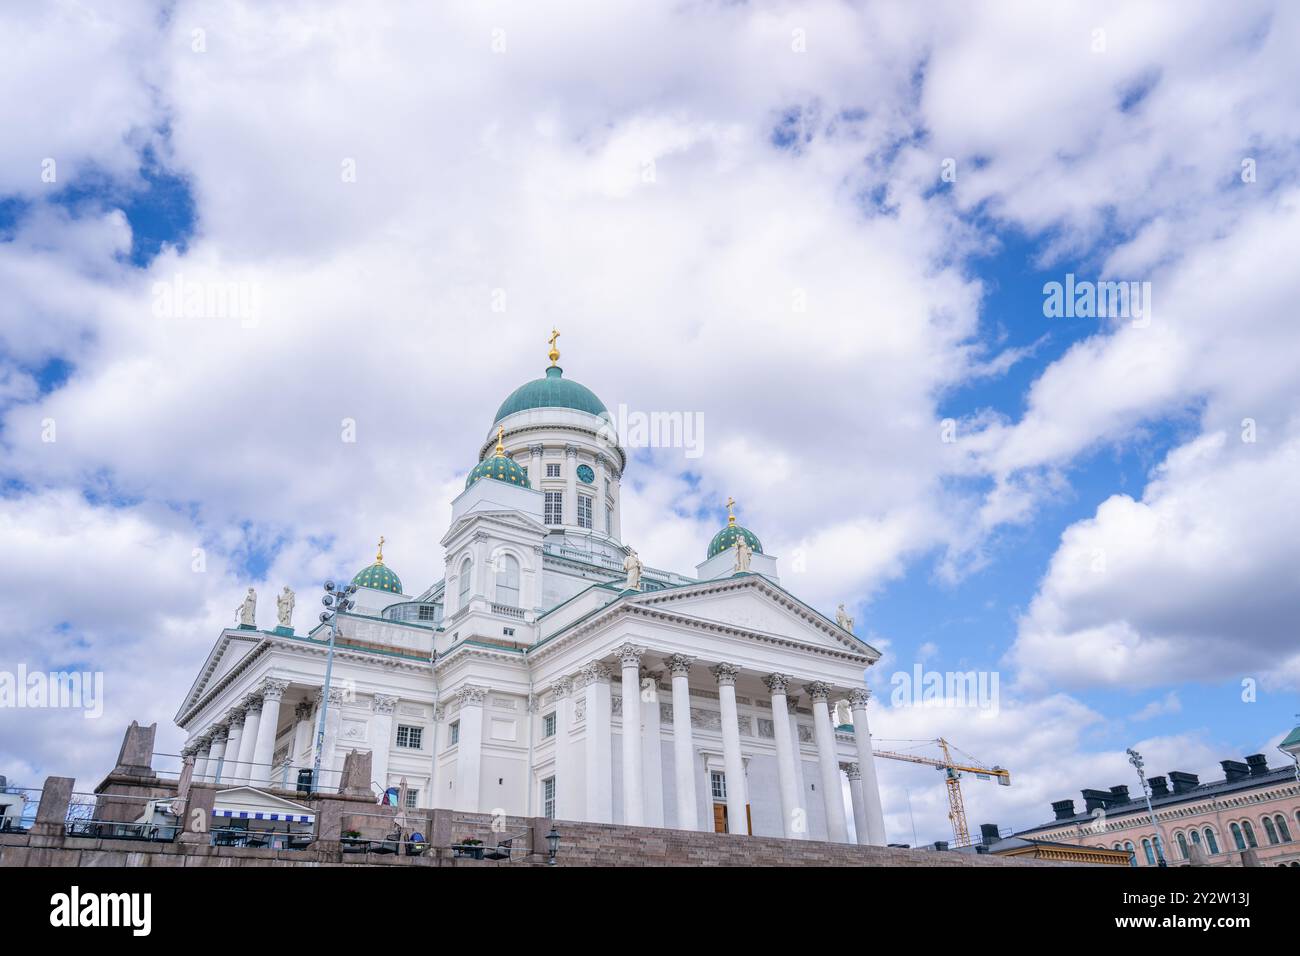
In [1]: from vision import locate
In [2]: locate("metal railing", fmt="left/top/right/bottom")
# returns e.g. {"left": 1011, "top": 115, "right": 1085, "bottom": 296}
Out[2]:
{"left": 64, "top": 791, "right": 179, "bottom": 843}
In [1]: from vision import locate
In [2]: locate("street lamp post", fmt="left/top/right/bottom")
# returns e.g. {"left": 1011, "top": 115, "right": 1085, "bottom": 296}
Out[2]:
{"left": 310, "top": 579, "right": 356, "bottom": 794}
{"left": 1126, "top": 747, "right": 1167, "bottom": 867}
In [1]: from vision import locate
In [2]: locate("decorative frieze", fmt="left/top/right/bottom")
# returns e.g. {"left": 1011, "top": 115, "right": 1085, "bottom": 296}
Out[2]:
{"left": 371, "top": 694, "right": 399, "bottom": 715}
{"left": 552, "top": 676, "right": 573, "bottom": 699}
{"left": 458, "top": 685, "right": 488, "bottom": 707}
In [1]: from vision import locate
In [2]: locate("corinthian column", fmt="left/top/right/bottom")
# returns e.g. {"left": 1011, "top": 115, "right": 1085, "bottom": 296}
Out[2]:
{"left": 251, "top": 678, "right": 289, "bottom": 785}
{"left": 805, "top": 681, "right": 848, "bottom": 842}
{"left": 764, "top": 673, "right": 802, "bottom": 838}
{"left": 666, "top": 655, "right": 698, "bottom": 830}
{"left": 617, "top": 644, "right": 645, "bottom": 826}
{"left": 370, "top": 694, "right": 399, "bottom": 794}
{"left": 552, "top": 677, "right": 575, "bottom": 819}
{"left": 849, "top": 688, "right": 887, "bottom": 845}
{"left": 578, "top": 661, "right": 613, "bottom": 823}
{"left": 207, "top": 726, "right": 229, "bottom": 784}
{"left": 233, "top": 695, "right": 262, "bottom": 785}
{"left": 454, "top": 685, "right": 487, "bottom": 810}
{"left": 712, "top": 663, "right": 749, "bottom": 835}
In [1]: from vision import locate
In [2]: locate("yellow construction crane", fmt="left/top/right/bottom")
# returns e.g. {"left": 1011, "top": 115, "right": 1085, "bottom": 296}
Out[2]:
{"left": 872, "top": 737, "right": 1011, "bottom": 847}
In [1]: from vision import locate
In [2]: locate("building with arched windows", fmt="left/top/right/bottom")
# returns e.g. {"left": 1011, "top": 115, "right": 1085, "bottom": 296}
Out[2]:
{"left": 1010, "top": 727, "right": 1300, "bottom": 867}
{"left": 172, "top": 338, "right": 888, "bottom": 845}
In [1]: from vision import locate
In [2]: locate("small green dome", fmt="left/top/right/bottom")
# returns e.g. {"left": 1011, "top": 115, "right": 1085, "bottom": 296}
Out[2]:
{"left": 352, "top": 562, "right": 403, "bottom": 594}
{"left": 465, "top": 452, "right": 531, "bottom": 490}
{"left": 493, "top": 366, "right": 607, "bottom": 424}
{"left": 707, "top": 521, "right": 763, "bottom": 559}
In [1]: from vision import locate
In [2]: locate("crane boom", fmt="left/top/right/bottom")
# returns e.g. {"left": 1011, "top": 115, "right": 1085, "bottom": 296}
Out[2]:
{"left": 872, "top": 737, "right": 1010, "bottom": 847}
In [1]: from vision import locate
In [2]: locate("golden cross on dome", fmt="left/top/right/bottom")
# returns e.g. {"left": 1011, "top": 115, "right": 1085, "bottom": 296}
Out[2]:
{"left": 548, "top": 328, "right": 561, "bottom": 366}
{"left": 725, "top": 496, "right": 736, "bottom": 526}
{"left": 375, "top": 535, "right": 385, "bottom": 564}
{"left": 495, "top": 425, "right": 505, "bottom": 455}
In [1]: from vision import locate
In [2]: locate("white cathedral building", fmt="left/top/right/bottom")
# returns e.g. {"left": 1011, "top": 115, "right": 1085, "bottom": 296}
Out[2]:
{"left": 175, "top": 337, "right": 888, "bottom": 845}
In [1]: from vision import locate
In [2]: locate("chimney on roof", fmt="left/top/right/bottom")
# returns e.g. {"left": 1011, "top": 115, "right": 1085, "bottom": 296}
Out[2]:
{"left": 1169, "top": 771, "right": 1199, "bottom": 794}
{"left": 933, "top": 840, "right": 949, "bottom": 852}
{"left": 1221, "top": 759, "right": 1250, "bottom": 782}
{"left": 1148, "top": 775, "right": 1169, "bottom": 798}
{"left": 1052, "top": 799, "right": 1077, "bottom": 821}
{"left": 1081, "top": 789, "right": 1111, "bottom": 812}
{"left": 981, "top": 823, "right": 1001, "bottom": 846}
{"left": 1245, "top": 754, "right": 1269, "bottom": 776}
{"left": 1109, "top": 785, "right": 1130, "bottom": 804}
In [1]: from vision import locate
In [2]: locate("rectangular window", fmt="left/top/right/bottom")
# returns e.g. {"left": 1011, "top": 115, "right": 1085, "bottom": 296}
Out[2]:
{"left": 417, "top": 605, "right": 438, "bottom": 621}
{"left": 449, "top": 721, "right": 460, "bottom": 746}
{"left": 546, "top": 463, "right": 561, "bottom": 478}
{"left": 606, "top": 504, "right": 612, "bottom": 530}
{"left": 711, "top": 771, "right": 727, "bottom": 801}
{"left": 543, "top": 776, "right": 556, "bottom": 819}
{"left": 405, "top": 789, "right": 419, "bottom": 809}
{"left": 577, "top": 494, "right": 593, "bottom": 529}
{"left": 396, "top": 725, "right": 423, "bottom": 749}
{"left": 544, "top": 491, "right": 563, "bottom": 524}
{"left": 543, "top": 712, "right": 557, "bottom": 738}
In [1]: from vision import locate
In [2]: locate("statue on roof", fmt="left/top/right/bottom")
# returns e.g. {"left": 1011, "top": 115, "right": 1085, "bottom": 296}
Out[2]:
{"left": 622, "top": 546, "right": 643, "bottom": 591}
{"left": 237, "top": 587, "right": 257, "bottom": 627}
{"left": 836, "top": 603, "right": 854, "bottom": 633}
{"left": 735, "top": 535, "right": 752, "bottom": 572}
{"left": 277, "top": 586, "right": 295, "bottom": 628}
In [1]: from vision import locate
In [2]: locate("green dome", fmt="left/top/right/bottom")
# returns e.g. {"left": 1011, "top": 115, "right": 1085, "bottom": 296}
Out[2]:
{"left": 352, "top": 562, "right": 403, "bottom": 594}
{"left": 493, "top": 366, "right": 607, "bottom": 424}
{"left": 465, "top": 453, "right": 531, "bottom": 490}
{"left": 707, "top": 521, "right": 763, "bottom": 559}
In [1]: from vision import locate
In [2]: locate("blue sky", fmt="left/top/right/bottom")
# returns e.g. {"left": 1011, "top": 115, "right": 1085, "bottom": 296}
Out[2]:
{"left": 2, "top": 0, "right": 1299, "bottom": 844}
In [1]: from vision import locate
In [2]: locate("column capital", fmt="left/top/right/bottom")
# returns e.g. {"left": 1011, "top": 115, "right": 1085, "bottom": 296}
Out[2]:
{"left": 242, "top": 693, "right": 264, "bottom": 714}
{"left": 762, "top": 672, "right": 793, "bottom": 695}
{"left": 181, "top": 744, "right": 197, "bottom": 758}
{"left": 576, "top": 660, "right": 612, "bottom": 688}
{"left": 848, "top": 687, "right": 873, "bottom": 710}
{"left": 457, "top": 684, "right": 488, "bottom": 708}
{"left": 711, "top": 662, "right": 741, "bottom": 687}
{"left": 433, "top": 704, "right": 446, "bottom": 722}
{"left": 371, "top": 694, "right": 399, "bottom": 715}
{"left": 260, "top": 677, "right": 290, "bottom": 701}
{"left": 615, "top": 643, "right": 645, "bottom": 667}
{"left": 294, "top": 701, "right": 314, "bottom": 721}
{"left": 226, "top": 705, "right": 248, "bottom": 723}
{"left": 842, "top": 762, "right": 862, "bottom": 781}
{"left": 528, "top": 443, "right": 545, "bottom": 456}
{"left": 210, "top": 725, "right": 229, "bottom": 742}
{"left": 664, "top": 654, "right": 695, "bottom": 676}
{"left": 803, "top": 681, "right": 833, "bottom": 702}
{"left": 564, "top": 443, "right": 578, "bottom": 459}
{"left": 552, "top": 676, "right": 573, "bottom": 699}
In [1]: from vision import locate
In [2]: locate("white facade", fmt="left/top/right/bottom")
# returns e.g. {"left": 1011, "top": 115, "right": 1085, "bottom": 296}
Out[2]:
{"left": 175, "top": 357, "right": 887, "bottom": 844}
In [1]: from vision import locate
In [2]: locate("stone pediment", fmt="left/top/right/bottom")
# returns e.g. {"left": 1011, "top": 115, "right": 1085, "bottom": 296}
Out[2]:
{"left": 628, "top": 576, "right": 879, "bottom": 660}
{"left": 440, "top": 509, "right": 548, "bottom": 547}
{"left": 175, "top": 630, "right": 266, "bottom": 724}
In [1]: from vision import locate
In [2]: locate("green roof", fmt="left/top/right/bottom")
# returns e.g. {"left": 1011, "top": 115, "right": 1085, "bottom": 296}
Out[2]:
{"left": 493, "top": 366, "right": 607, "bottom": 423}
{"left": 1281, "top": 724, "right": 1300, "bottom": 751}
{"left": 352, "top": 561, "right": 403, "bottom": 594}
{"left": 707, "top": 522, "right": 763, "bottom": 559}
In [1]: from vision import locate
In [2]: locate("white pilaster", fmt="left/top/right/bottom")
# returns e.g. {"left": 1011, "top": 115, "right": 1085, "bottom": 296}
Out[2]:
{"left": 764, "top": 673, "right": 803, "bottom": 838}
{"left": 712, "top": 663, "right": 749, "bottom": 835}
{"left": 369, "top": 694, "right": 398, "bottom": 793}
{"left": 849, "top": 688, "right": 887, "bottom": 845}
{"left": 564, "top": 444, "right": 578, "bottom": 529}
{"left": 528, "top": 443, "right": 544, "bottom": 489}
{"left": 595, "top": 456, "right": 609, "bottom": 534}
{"left": 617, "top": 644, "right": 645, "bottom": 826}
{"left": 579, "top": 661, "right": 613, "bottom": 823}
{"left": 251, "top": 679, "right": 288, "bottom": 785}
{"left": 552, "top": 677, "right": 575, "bottom": 819}
{"left": 666, "top": 655, "right": 698, "bottom": 831}
{"left": 319, "top": 687, "right": 345, "bottom": 787}
{"left": 454, "top": 685, "right": 487, "bottom": 811}
{"left": 806, "top": 682, "right": 849, "bottom": 843}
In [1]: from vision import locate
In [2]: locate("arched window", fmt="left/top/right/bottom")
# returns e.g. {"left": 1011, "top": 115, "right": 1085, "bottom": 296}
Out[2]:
{"left": 1242, "top": 820, "right": 1258, "bottom": 848}
{"left": 1203, "top": 828, "right": 1218, "bottom": 854}
{"left": 1231, "top": 823, "right": 1245, "bottom": 851}
{"left": 1142, "top": 838, "right": 1156, "bottom": 865}
{"left": 1263, "top": 817, "right": 1279, "bottom": 845}
{"left": 1176, "top": 832, "right": 1189, "bottom": 859}
{"left": 1275, "top": 814, "right": 1292, "bottom": 843}
{"left": 1123, "top": 841, "right": 1136, "bottom": 866}
{"left": 458, "top": 558, "right": 473, "bottom": 607}
{"left": 495, "top": 554, "right": 520, "bottom": 607}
